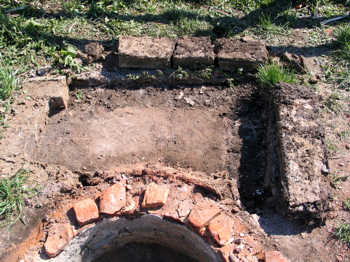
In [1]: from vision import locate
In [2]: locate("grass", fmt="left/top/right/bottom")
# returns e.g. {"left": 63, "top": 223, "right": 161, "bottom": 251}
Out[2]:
{"left": 257, "top": 62, "right": 296, "bottom": 88}
{"left": 0, "top": 169, "right": 36, "bottom": 227}
{"left": 255, "top": 14, "right": 289, "bottom": 38}
{"left": 334, "top": 223, "right": 350, "bottom": 247}
{"left": 335, "top": 25, "right": 350, "bottom": 63}
{"left": 344, "top": 198, "right": 350, "bottom": 211}
{"left": 329, "top": 172, "right": 348, "bottom": 189}
{"left": 0, "top": 65, "right": 18, "bottom": 101}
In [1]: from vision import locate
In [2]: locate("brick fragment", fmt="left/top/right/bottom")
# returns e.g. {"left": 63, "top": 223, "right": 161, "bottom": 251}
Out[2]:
{"left": 188, "top": 199, "right": 221, "bottom": 228}
{"left": 217, "top": 244, "right": 235, "bottom": 262}
{"left": 99, "top": 183, "right": 126, "bottom": 215}
{"left": 208, "top": 213, "right": 234, "bottom": 246}
{"left": 142, "top": 183, "right": 169, "bottom": 209}
{"left": 265, "top": 251, "right": 288, "bottom": 262}
{"left": 44, "top": 223, "right": 74, "bottom": 258}
{"left": 73, "top": 198, "right": 99, "bottom": 225}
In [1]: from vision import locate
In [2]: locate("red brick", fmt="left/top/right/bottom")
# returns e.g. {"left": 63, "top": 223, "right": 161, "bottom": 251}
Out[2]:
{"left": 73, "top": 198, "right": 99, "bottom": 225}
{"left": 208, "top": 213, "right": 234, "bottom": 246}
{"left": 265, "top": 251, "right": 288, "bottom": 262}
{"left": 44, "top": 223, "right": 74, "bottom": 258}
{"left": 188, "top": 199, "right": 221, "bottom": 228}
{"left": 99, "top": 183, "right": 126, "bottom": 215}
{"left": 142, "top": 183, "right": 169, "bottom": 209}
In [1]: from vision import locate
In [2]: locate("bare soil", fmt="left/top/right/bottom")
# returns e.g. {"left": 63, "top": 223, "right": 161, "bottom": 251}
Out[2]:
{"left": 0, "top": 80, "right": 349, "bottom": 262}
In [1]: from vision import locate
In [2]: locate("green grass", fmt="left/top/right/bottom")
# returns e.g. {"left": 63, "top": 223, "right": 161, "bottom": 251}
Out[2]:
{"left": 344, "top": 198, "right": 350, "bottom": 211}
{"left": 335, "top": 25, "right": 350, "bottom": 62}
{"left": 255, "top": 14, "right": 289, "bottom": 38}
{"left": 257, "top": 62, "right": 296, "bottom": 88}
{"left": 0, "top": 169, "right": 36, "bottom": 227}
{"left": 0, "top": 65, "right": 18, "bottom": 101}
{"left": 334, "top": 223, "right": 350, "bottom": 247}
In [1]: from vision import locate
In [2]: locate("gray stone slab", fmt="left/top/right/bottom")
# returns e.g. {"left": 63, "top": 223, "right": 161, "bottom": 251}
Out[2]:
{"left": 173, "top": 37, "right": 215, "bottom": 69}
{"left": 215, "top": 38, "right": 268, "bottom": 72}
{"left": 118, "top": 36, "right": 175, "bottom": 69}
{"left": 267, "top": 83, "right": 328, "bottom": 221}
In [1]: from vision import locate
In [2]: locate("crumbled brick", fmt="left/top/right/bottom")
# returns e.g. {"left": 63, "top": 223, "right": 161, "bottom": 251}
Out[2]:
{"left": 142, "top": 183, "right": 169, "bottom": 209}
{"left": 73, "top": 198, "right": 99, "bottom": 225}
{"left": 208, "top": 213, "right": 234, "bottom": 246}
{"left": 99, "top": 183, "right": 126, "bottom": 215}
{"left": 44, "top": 223, "right": 74, "bottom": 258}
{"left": 188, "top": 199, "right": 221, "bottom": 228}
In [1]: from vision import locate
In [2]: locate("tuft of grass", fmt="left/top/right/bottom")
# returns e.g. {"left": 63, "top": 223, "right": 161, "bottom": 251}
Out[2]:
{"left": 0, "top": 65, "right": 18, "bottom": 101}
{"left": 335, "top": 25, "right": 350, "bottom": 62}
{"left": 255, "top": 14, "right": 289, "bottom": 38}
{"left": 329, "top": 172, "right": 348, "bottom": 189}
{"left": 257, "top": 62, "right": 296, "bottom": 88}
{"left": 0, "top": 169, "right": 36, "bottom": 227}
{"left": 344, "top": 198, "right": 350, "bottom": 211}
{"left": 334, "top": 223, "right": 350, "bottom": 247}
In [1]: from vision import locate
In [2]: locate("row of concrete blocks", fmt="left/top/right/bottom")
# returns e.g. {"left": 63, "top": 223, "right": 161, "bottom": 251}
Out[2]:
{"left": 118, "top": 36, "right": 269, "bottom": 71}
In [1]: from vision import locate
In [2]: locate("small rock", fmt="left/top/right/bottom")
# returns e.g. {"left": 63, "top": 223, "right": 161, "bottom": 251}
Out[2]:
{"left": 175, "top": 91, "right": 184, "bottom": 100}
{"left": 184, "top": 97, "right": 195, "bottom": 106}
{"left": 141, "top": 183, "right": 169, "bottom": 209}
{"left": 309, "top": 75, "right": 318, "bottom": 84}
{"left": 73, "top": 198, "right": 99, "bottom": 225}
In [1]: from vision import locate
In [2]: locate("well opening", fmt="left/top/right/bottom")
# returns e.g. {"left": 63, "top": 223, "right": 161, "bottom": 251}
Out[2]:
{"left": 55, "top": 215, "right": 220, "bottom": 262}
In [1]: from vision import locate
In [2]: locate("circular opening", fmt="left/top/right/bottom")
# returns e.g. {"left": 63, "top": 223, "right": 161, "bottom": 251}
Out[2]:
{"left": 51, "top": 215, "right": 220, "bottom": 262}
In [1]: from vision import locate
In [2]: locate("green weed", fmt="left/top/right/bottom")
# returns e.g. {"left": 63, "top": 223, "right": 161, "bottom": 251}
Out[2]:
{"left": 324, "top": 92, "right": 343, "bottom": 113}
{"left": 0, "top": 169, "right": 36, "bottom": 227}
{"left": 257, "top": 62, "right": 296, "bottom": 88}
{"left": 256, "top": 14, "right": 289, "bottom": 37}
{"left": 334, "top": 223, "right": 350, "bottom": 247}
{"left": 0, "top": 65, "right": 18, "bottom": 100}
{"left": 343, "top": 198, "right": 350, "bottom": 211}
{"left": 335, "top": 25, "right": 350, "bottom": 62}
{"left": 329, "top": 172, "right": 348, "bottom": 189}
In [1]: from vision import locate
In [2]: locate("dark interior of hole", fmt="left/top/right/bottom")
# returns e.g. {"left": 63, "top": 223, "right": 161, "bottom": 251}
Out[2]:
{"left": 92, "top": 243, "right": 199, "bottom": 262}
{"left": 237, "top": 90, "right": 273, "bottom": 211}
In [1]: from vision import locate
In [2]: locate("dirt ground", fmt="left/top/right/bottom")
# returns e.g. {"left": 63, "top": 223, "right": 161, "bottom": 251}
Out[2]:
{"left": 0, "top": 78, "right": 349, "bottom": 262}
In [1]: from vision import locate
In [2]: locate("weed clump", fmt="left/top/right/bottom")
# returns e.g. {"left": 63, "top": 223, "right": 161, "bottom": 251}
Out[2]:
{"left": 334, "top": 223, "right": 350, "bottom": 247}
{"left": 335, "top": 25, "right": 350, "bottom": 62}
{"left": 257, "top": 62, "right": 296, "bottom": 88}
{"left": 0, "top": 169, "right": 36, "bottom": 227}
{"left": 0, "top": 65, "right": 18, "bottom": 101}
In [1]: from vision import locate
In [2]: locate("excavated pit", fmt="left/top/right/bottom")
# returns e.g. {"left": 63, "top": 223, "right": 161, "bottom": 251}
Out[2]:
{"left": 27, "top": 83, "right": 268, "bottom": 207}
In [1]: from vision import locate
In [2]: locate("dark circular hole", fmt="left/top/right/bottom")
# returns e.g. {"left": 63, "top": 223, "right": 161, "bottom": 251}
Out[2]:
{"left": 93, "top": 242, "right": 199, "bottom": 262}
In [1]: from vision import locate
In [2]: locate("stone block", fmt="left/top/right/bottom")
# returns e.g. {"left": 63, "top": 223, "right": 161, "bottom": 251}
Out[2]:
{"left": 118, "top": 36, "right": 175, "bottom": 69}
{"left": 268, "top": 83, "right": 328, "bottom": 220}
{"left": 73, "top": 198, "right": 99, "bottom": 226}
{"left": 173, "top": 37, "right": 215, "bottom": 69}
{"left": 215, "top": 38, "right": 268, "bottom": 71}
{"left": 99, "top": 183, "right": 126, "bottom": 215}
{"left": 142, "top": 183, "right": 169, "bottom": 209}
{"left": 44, "top": 223, "right": 74, "bottom": 258}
